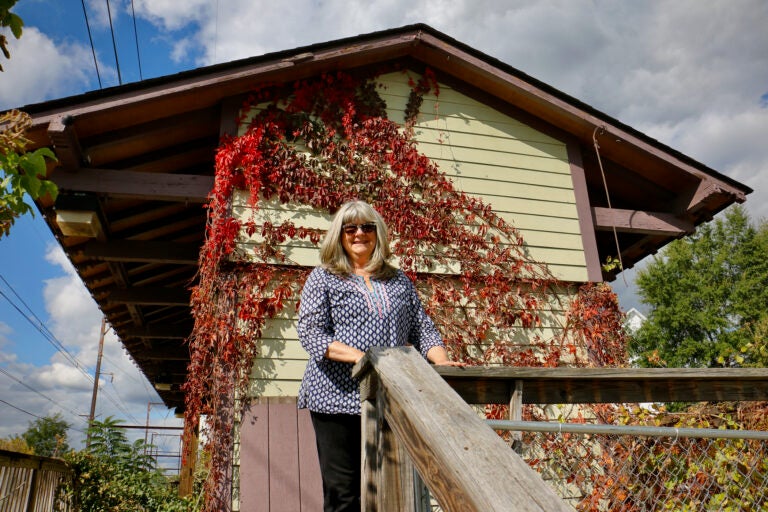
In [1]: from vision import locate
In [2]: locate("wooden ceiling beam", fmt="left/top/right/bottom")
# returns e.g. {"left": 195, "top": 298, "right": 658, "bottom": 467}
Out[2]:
{"left": 126, "top": 214, "right": 205, "bottom": 241}
{"left": 139, "top": 344, "right": 190, "bottom": 361}
{"left": 82, "top": 109, "right": 219, "bottom": 166}
{"left": 674, "top": 179, "right": 739, "bottom": 216}
{"left": 47, "top": 116, "right": 85, "bottom": 170}
{"left": 151, "top": 360, "right": 190, "bottom": 375}
{"left": 124, "top": 144, "right": 214, "bottom": 175}
{"left": 51, "top": 167, "right": 213, "bottom": 202}
{"left": 107, "top": 261, "right": 145, "bottom": 326}
{"left": 592, "top": 207, "right": 693, "bottom": 236}
{"left": 108, "top": 203, "right": 190, "bottom": 234}
{"left": 129, "top": 265, "right": 196, "bottom": 288}
{"left": 122, "top": 324, "right": 192, "bottom": 339}
{"left": 81, "top": 240, "right": 200, "bottom": 264}
{"left": 108, "top": 287, "right": 191, "bottom": 306}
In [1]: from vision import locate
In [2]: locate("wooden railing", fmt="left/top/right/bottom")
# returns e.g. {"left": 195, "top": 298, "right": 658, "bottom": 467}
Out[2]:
{"left": 353, "top": 347, "right": 572, "bottom": 512}
{"left": 0, "top": 449, "right": 72, "bottom": 512}
{"left": 353, "top": 348, "right": 768, "bottom": 511}
{"left": 432, "top": 365, "right": 768, "bottom": 405}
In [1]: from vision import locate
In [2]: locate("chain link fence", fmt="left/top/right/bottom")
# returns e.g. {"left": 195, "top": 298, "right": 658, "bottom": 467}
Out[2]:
{"left": 489, "top": 420, "right": 768, "bottom": 512}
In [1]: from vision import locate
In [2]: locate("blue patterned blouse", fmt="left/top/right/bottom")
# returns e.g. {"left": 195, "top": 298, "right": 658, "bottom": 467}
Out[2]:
{"left": 297, "top": 266, "right": 444, "bottom": 415}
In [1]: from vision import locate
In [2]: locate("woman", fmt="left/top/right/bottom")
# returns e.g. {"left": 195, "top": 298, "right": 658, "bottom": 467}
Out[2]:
{"left": 297, "top": 200, "right": 462, "bottom": 512}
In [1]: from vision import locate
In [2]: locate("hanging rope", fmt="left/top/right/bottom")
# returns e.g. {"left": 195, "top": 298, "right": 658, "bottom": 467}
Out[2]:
{"left": 592, "top": 125, "right": 627, "bottom": 284}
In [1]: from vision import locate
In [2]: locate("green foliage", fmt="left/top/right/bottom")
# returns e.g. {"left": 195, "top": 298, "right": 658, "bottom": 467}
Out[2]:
{"left": 0, "top": 0, "right": 24, "bottom": 70}
{"left": 59, "top": 417, "right": 200, "bottom": 512}
{"left": 22, "top": 412, "right": 70, "bottom": 458}
{"left": 601, "top": 254, "right": 623, "bottom": 273}
{"left": 1, "top": 109, "right": 59, "bottom": 237}
{"left": 630, "top": 205, "right": 768, "bottom": 367}
{"left": 0, "top": 435, "right": 33, "bottom": 454}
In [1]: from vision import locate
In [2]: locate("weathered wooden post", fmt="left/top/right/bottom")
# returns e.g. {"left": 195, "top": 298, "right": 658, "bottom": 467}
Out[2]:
{"left": 360, "top": 358, "right": 417, "bottom": 511}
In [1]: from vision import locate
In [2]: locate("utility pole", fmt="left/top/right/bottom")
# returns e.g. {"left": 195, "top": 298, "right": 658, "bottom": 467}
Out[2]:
{"left": 86, "top": 316, "right": 107, "bottom": 447}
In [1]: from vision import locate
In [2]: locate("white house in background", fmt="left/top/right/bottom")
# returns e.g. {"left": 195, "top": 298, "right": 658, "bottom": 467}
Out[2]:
{"left": 625, "top": 307, "right": 648, "bottom": 334}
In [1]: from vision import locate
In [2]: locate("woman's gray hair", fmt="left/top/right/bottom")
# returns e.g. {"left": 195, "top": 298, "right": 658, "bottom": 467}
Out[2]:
{"left": 319, "top": 200, "right": 396, "bottom": 278}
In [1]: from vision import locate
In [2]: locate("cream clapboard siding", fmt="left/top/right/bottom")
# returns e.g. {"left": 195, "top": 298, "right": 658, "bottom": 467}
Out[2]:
{"left": 236, "top": 72, "right": 586, "bottom": 397}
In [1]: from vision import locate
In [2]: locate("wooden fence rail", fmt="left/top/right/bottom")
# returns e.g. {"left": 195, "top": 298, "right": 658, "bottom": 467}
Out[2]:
{"left": 0, "top": 449, "right": 72, "bottom": 512}
{"left": 353, "top": 347, "right": 571, "bottom": 512}
{"left": 432, "top": 365, "right": 768, "bottom": 405}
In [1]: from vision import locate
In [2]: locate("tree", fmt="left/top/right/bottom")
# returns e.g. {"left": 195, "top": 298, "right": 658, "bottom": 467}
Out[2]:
{"left": 0, "top": 435, "right": 33, "bottom": 454}
{"left": 21, "top": 412, "right": 70, "bottom": 457}
{"left": 629, "top": 205, "right": 768, "bottom": 367}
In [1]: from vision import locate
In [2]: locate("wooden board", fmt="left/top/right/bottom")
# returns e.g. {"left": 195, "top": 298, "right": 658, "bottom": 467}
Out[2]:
{"left": 239, "top": 399, "right": 322, "bottom": 512}
{"left": 434, "top": 366, "right": 768, "bottom": 404}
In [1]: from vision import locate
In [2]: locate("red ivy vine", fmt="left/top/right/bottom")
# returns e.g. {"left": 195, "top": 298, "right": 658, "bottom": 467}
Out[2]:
{"left": 183, "top": 67, "right": 627, "bottom": 510}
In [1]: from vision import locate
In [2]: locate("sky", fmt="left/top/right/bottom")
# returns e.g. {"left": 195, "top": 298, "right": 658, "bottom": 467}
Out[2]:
{"left": 1, "top": 0, "right": 767, "bottom": 450}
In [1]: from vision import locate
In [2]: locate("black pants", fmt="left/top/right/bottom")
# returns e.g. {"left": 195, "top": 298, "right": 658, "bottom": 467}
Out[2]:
{"left": 310, "top": 411, "right": 361, "bottom": 512}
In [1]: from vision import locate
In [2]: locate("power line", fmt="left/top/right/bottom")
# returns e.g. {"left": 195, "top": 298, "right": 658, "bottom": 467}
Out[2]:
{"left": 80, "top": 0, "right": 102, "bottom": 88}
{"left": 0, "top": 276, "right": 141, "bottom": 424}
{"left": 0, "top": 274, "right": 74, "bottom": 352}
{"left": 0, "top": 366, "right": 87, "bottom": 426}
{"left": 101, "top": 353, "right": 155, "bottom": 402}
{"left": 130, "top": 0, "right": 143, "bottom": 80}
{"left": 0, "top": 275, "right": 94, "bottom": 381}
{"left": 105, "top": 0, "right": 122, "bottom": 85}
{"left": 0, "top": 398, "right": 45, "bottom": 420}
{"left": 0, "top": 399, "right": 86, "bottom": 434}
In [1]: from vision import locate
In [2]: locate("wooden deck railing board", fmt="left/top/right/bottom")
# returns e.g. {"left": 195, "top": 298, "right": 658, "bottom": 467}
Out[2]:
{"left": 354, "top": 347, "right": 572, "bottom": 512}
{"left": 433, "top": 366, "right": 768, "bottom": 404}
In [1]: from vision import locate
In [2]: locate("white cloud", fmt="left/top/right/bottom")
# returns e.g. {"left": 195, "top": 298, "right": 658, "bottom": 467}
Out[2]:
{"left": 0, "top": 321, "right": 11, "bottom": 344}
{"left": 0, "top": 321, "right": 17, "bottom": 364}
{"left": 133, "top": 0, "right": 212, "bottom": 31}
{"left": 0, "top": 27, "right": 96, "bottom": 109}
{"left": 0, "top": 244, "right": 179, "bottom": 444}
{"left": 33, "top": 362, "right": 93, "bottom": 392}
{"left": 43, "top": 244, "right": 78, "bottom": 276}
{"left": 84, "top": 0, "right": 115, "bottom": 29}
{"left": 170, "top": 37, "right": 195, "bottom": 63}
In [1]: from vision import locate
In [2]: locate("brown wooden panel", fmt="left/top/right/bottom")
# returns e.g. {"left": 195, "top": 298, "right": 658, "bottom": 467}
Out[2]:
{"left": 268, "top": 401, "right": 301, "bottom": 512}
{"left": 240, "top": 400, "right": 323, "bottom": 512}
{"left": 297, "top": 409, "right": 323, "bottom": 512}
{"left": 240, "top": 403, "right": 270, "bottom": 512}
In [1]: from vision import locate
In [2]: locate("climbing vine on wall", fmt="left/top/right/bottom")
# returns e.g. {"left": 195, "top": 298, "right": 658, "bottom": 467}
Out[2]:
{"left": 183, "top": 67, "right": 627, "bottom": 510}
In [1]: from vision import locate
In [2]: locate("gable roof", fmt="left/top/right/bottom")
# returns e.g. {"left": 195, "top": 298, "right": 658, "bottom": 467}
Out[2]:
{"left": 20, "top": 24, "right": 750, "bottom": 409}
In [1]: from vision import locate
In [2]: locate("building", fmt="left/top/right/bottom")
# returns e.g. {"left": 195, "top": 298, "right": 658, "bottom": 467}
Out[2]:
{"left": 21, "top": 24, "right": 750, "bottom": 510}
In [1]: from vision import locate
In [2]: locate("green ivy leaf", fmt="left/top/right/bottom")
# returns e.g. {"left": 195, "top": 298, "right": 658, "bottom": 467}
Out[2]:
{"left": 19, "top": 173, "right": 41, "bottom": 197}
{"left": 38, "top": 179, "right": 58, "bottom": 201}
{"left": 19, "top": 150, "right": 47, "bottom": 178}
{"left": 8, "top": 12, "right": 22, "bottom": 39}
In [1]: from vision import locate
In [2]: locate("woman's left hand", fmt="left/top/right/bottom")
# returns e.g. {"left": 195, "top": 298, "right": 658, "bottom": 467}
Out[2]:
{"left": 427, "top": 346, "right": 468, "bottom": 367}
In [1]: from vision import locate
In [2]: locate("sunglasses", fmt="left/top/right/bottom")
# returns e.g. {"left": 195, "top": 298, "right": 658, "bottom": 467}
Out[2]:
{"left": 342, "top": 223, "right": 377, "bottom": 235}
